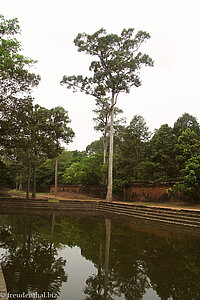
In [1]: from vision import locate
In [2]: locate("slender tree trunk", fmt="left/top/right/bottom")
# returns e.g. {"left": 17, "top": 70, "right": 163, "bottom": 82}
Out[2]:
{"left": 32, "top": 164, "right": 36, "bottom": 198}
{"left": 106, "top": 94, "right": 114, "bottom": 201}
{"left": 19, "top": 182, "right": 23, "bottom": 191}
{"left": 102, "top": 130, "right": 108, "bottom": 185}
{"left": 26, "top": 165, "right": 31, "bottom": 199}
{"left": 103, "top": 130, "right": 107, "bottom": 166}
{"left": 104, "top": 218, "right": 111, "bottom": 299}
{"left": 55, "top": 157, "right": 58, "bottom": 196}
{"left": 19, "top": 161, "right": 23, "bottom": 190}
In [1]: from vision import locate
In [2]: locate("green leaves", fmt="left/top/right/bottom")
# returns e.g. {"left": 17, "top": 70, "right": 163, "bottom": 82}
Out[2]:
{"left": 173, "top": 113, "right": 200, "bottom": 137}
{"left": 62, "top": 153, "right": 103, "bottom": 185}
{"left": 172, "top": 128, "right": 200, "bottom": 200}
{"left": 61, "top": 27, "right": 153, "bottom": 99}
{"left": 0, "top": 15, "right": 40, "bottom": 100}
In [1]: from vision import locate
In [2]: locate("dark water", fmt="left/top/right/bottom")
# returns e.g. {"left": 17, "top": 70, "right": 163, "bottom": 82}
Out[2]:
{"left": 0, "top": 212, "right": 200, "bottom": 300}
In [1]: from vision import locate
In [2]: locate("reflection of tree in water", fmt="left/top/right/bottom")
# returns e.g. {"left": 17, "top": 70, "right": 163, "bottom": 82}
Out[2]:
{"left": 1, "top": 214, "right": 200, "bottom": 300}
{"left": 84, "top": 219, "right": 120, "bottom": 300}
{"left": 83, "top": 218, "right": 200, "bottom": 300}
{"left": 83, "top": 218, "right": 149, "bottom": 300}
{"left": 143, "top": 235, "right": 200, "bottom": 300}
{"left": 0, "top": 215, "right": 67, "bottom": 299}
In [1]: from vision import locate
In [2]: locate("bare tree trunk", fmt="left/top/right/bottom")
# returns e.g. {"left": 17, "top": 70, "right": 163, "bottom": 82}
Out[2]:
{"left": 55, "top": 157, "right": 58, "bottom": 196}
{"left": 102, "top": 130, "right": 108, "bottom": 185}
{"left": 19, "top": 182, "right": 23, "bottom": 191}
{"left": 103, "top": 130, "right": 107, "bottom": 166}
{"left": 106, "top": 94, "right": 114, "bottom": 201}
{"left": 32, "top": 164, "right": 36, "bottom": 198}
{"left": 19, "top": 161, "right": 23, "bottom": 190}
{"left": 26, "top": 165, "right": 31, "bottom": 199}
{"left": 19, "top": 171, "right": 23, "bottom": 191}
{"left": 104, "top": 218, "right": 111, "bottom": 299}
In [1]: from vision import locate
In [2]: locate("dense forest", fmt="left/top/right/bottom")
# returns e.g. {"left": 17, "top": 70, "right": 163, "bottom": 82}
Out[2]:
{"left": 1, "top": 110, "right": 200, "bottom": 198}
{"left": 1, "top": 15, "right": 200, "bottom": 200}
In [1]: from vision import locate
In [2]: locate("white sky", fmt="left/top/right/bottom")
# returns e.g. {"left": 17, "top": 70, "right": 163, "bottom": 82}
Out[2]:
{"left": 1, "top": 0, "right": 200, "bottom": 150}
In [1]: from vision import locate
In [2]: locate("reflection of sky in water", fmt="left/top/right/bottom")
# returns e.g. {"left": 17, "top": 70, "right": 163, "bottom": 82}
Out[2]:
{"left": 57, "top": 246, "right": 159, "bottom": 300}
{"left": 58, "top": 246, "right": 96, "bottom": 300}
{"left": 0, "top": 248, "right": 8, "bottom": 260}
{"left": 0, "top": 214, "right": 198, "bottom": 300}
{"left": 143, "top": 289, "right": 160, "bottom": 300}
{"left": 0, "top": 242, "right": 161, "bottom": 300}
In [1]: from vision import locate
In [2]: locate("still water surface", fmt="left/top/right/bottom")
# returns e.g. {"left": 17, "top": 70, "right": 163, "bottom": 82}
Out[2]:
{"left": 0, "top": 212, "right": 200, "bottom": 299}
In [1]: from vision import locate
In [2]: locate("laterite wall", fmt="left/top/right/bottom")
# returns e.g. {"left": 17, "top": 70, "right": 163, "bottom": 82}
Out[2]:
{"left": 50, "top": 181, "right": 198, "bottom": 202}
{"left": 50, "top": 185, "right": 107, "bottom": 199}
{"left": 123, "top": 182, "right": 182, "bottom": 202}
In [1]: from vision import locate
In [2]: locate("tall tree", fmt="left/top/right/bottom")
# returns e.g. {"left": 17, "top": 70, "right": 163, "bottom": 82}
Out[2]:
{"left": 29, "top": 105, "right": 74, "bottom": 198}
{"left": 61, "top": 28, "right": 153, "bottom": 201}
{"left": 1, "top": 103, "right": 74, "bottom": 197}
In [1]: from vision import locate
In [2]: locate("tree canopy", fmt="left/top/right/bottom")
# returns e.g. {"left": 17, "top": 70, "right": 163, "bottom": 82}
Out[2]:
{"left": 0, "top": 15, "right": 40, "bottom": 101}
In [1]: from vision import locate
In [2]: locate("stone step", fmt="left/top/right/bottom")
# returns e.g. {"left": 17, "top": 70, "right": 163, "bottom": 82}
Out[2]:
{"left": 100, "top": 202, "right": 200, "bottom": 218}
{"left": 99, "top": 206, "right": 200, "bottom": 227}
{"left": 99, "top": 204, "right": 200, "bottom": 220}
{"left": 1, "top": 199, "right": 200, "bottom": 228}
{"left": 98, "top": 204, "right": 200, "bottom": 225}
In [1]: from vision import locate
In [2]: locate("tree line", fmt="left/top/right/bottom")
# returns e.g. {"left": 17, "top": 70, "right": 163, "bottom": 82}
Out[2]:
{"left": 32, "top": 112, "right": 199, "bottom": 201}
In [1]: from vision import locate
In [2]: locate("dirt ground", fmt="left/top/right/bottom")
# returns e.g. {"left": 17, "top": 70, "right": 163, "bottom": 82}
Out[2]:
{"left": 2, "top": 189, "right": 200, "bottom": 211}
{"left": 1, "top": 189, "right": 102, "bottom": 201}
{"left": 47, "top": 191, "right": 102, "bottom": 201}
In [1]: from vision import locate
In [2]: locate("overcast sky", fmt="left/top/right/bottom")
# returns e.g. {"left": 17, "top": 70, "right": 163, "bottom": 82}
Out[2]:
{"left": 2, "top": 0, "right": 200, "bottom": 150}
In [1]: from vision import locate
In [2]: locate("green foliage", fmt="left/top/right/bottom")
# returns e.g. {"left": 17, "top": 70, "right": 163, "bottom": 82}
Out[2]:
{"left": 93, "top": 98, "right": 124, "bottom": 138}
{"left": 173, "top": 113, "right": 200, "bottom": 137}
{"left": 61, "top": 27, "right": 153, "bottom": 103}
{"left": 150, "top": 124, "right": 177, "bottom": 181}
{"left": 0, "top": 160, "right": 14, "bottom": 188}
{"left": 36, "top": 150, "right": 84, "bottom": 190}
{"left": 175, "top": 128, "right": 200, "bottom": 164}
{"left": 114, "top": 115, "right": 151, "bottom": 184}
{"left": 86, "top": 139, "right": 104, "bottom": 156}
{"left": 0, "top": 101, "right": 74, "bottom": 191}
{"left": 0, "top": 15, "right": 40, "bottom": 100}
{"left": 63, "top": 153, "right": 103, "bottom": 186}
{"left": 172, "top": 129, "right": 200, "bottom": 201}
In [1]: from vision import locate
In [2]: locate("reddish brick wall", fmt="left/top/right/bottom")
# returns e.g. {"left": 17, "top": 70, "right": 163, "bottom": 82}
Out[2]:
{"left": 50, "top": 182, "right": 195, "bottom": 202}
{"left": 50, "top": 185, "right": 107, "bottom": 199}
{"left": 123, "top": 182, "right": 181, "bottom": 202}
